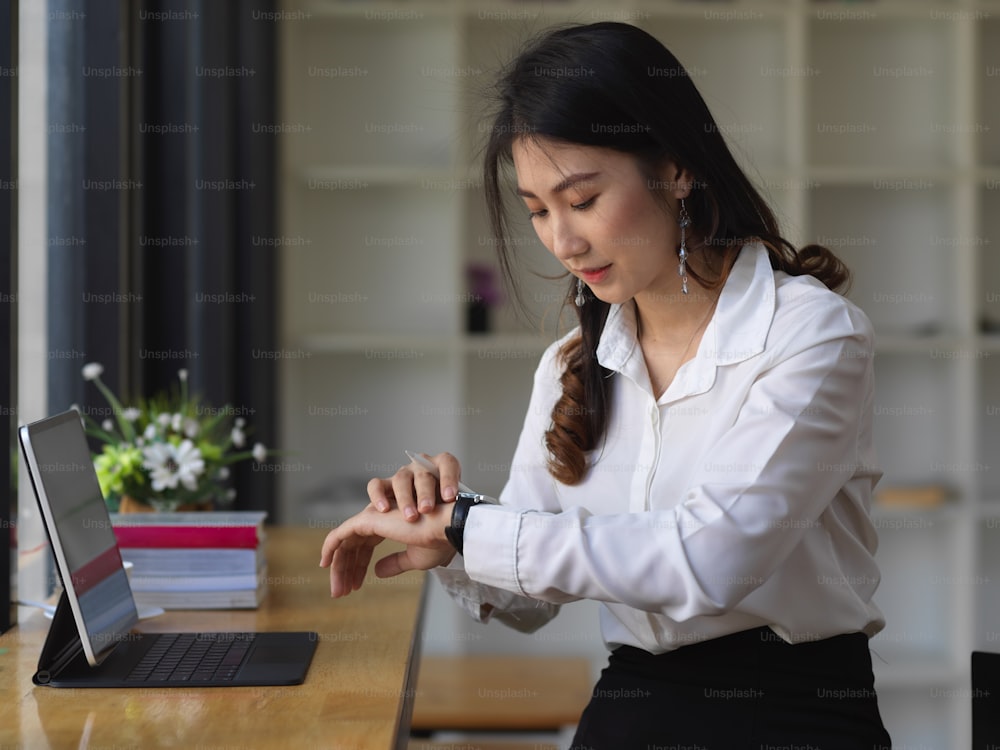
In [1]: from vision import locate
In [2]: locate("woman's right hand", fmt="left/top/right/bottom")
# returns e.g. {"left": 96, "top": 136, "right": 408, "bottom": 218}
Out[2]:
{"left": 368, "top": 451, "right": 463, "bottom": 521}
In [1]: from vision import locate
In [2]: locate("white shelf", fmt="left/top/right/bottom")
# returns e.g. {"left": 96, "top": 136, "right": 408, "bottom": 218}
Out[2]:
{"left": 278, "top": 4, "right": 997, "bottom": 746}
{"left": 298, "top": 332, "right": 552, "bottom": 355}
{"left": 296, "top": 164, "right": 462, "bottom": 188}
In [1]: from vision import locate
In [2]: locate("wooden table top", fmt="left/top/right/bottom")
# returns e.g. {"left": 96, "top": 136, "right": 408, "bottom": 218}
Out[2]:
{"left": 0, "top": 526, "right": 426, "bottom": 750}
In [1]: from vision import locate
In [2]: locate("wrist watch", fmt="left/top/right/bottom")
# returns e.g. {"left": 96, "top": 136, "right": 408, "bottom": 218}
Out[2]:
{"left": 445, "top": 491, "right": 495, "bottom": 556}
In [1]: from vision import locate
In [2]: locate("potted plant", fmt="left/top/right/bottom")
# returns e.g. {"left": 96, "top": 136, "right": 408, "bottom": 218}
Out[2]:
{"left": 79, "top": 362, "right": 270, "bottom": 512}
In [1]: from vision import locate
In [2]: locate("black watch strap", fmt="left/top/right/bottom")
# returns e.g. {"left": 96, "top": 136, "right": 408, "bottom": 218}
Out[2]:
{"left": 445, "top": 492, "right": 493, "bottom": 556}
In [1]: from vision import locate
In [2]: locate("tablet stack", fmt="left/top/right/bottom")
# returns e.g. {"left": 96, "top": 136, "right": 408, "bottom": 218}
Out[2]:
{"left": 110, "top": 511, "right": 268, "bottom": 610}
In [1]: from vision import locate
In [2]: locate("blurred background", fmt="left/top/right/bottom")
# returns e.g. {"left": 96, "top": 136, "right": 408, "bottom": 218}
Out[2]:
{"left": 7, "top": 0, "right": 1000, "bottom": 747}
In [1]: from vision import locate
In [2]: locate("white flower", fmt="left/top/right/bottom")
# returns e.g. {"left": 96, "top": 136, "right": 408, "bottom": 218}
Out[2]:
{"left": 252, "top": 443, "right": 267, "bottom": 463}
{"left": 217, "top": 466, "right": 230, "bottom": 480}
{"left": 225, "top": 488, "right": 237, "bottom": 502}
{"left": 122, "top": 407, "right": 141, "bottom": 422}
{"left": 235, "top": 417, "right": 246, "bottom": 428}
{"left": 82, "top": 362, "right": 104, "bottom": 381}
{"left": 142, "top": 440, "right": 205, "bottom": 492}
{"left": 143, "top": 424, "right": 157, "bottom": 441}
{"left": 231, "top": 426, "right": 246, "bottom": 448}
{"left": 182, "top": 417, "right": 199, "bottom": 439}
{"left": 157, "top": 413, "right": 171, "bottom": 427}
{"left": 102, "top": 419, "right": 113, "bottom": 432}
{"left": 171, "top": 413, "right": 183, "bottom": 432}
{"left": 177, "top": 369, "right": 188, "bottom": 382}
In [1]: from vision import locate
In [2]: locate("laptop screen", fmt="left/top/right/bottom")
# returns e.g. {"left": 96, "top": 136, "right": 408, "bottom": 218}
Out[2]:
{"left": 20, "top": 410, "right": 138, "bottom": 665}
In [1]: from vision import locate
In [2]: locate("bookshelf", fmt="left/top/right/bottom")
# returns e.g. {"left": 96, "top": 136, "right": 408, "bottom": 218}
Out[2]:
{"left": 277, "top": 1, "right": 1000, "bottom": 746}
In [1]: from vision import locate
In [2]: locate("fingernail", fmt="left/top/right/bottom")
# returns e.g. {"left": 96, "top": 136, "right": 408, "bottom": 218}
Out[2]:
{"left": 442, "top": 486, "right": 456, "bottom": 500}
{"left": 419, "top": 500, "right": 433, "bottom": 513}
{"left": 404, "top": 506, "right": 418, "bottom": 521}
{"left": 376, "top": 501, "right": 389, "bottom": 512}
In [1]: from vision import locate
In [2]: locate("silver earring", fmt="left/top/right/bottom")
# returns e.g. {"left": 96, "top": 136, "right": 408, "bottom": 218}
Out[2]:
{"left": 678, "top": 198, "right": 691, "bottom": 295}
{"left": 575, "top": 278, "right": 586, "bottom": 307}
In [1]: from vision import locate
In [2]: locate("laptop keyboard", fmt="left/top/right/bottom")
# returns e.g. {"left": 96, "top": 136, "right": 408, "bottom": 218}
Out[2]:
{"left": 126, "top": 633, "right": 256, "bottom": 683}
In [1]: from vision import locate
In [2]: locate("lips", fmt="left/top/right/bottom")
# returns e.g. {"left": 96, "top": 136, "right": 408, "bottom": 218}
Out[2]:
{"left": 578, "top": 264, "right": 611, "bottom": 284}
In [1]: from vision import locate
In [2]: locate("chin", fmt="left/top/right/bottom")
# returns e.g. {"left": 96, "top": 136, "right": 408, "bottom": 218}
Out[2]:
{"left": 588, "top": 289, "right": 632, "bottom": 307}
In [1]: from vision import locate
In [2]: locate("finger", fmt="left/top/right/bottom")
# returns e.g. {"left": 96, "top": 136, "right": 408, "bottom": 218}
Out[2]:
{"left": 329, "top": 548, "right": 356, "bottom": 597}
{"left": 329, "top": 535, "right": 376, "bottom": 597}
{"left": 374, "top": 549, "right": 411, "bottom": 579}
{"left": 367, "top": 476, "right": 394, "bottom": 513}
{"left": 432, "top": 451, "right": 463, "bottom": 502}
{"left": 411, "top": 455, "right": 441, "bottom": 514}
{"left": 391, "top": 467, "right": 420, "bottom": 521}
{"left": 319, "top": 528, "right": 342, "bottom": 568}
{"left": 351, "top": 541, "right": 377, "bottom": 592}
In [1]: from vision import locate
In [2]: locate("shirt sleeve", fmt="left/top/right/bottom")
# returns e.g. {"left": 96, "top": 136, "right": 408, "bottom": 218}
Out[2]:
{"left": 432, "top": 336, "right": 569, "bottom": 631}
{"left": 461, "top": 300, "right": 878, "bottom": 623}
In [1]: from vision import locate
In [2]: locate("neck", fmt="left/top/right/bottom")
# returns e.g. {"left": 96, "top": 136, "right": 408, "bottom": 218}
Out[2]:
{"left": 634, "top": 282, "right": 718, "bottom": 346}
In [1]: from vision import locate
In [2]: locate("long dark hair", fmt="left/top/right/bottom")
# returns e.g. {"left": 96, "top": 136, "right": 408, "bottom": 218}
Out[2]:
{"left": 483, "top": 22, "right": 849, "bottom": 485}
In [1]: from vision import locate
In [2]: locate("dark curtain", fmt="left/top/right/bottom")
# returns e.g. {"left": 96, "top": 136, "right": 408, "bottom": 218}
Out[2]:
{"left": 130, "top": 0, "right": 279, "bottom": 517}
{"left": 0, "top": 0, "right": 15, "bottom": 634}
{"left": 45, "top": 0, "right": 279, "bottom": 519}
{"left": 47, "top": 0, "right": 129, "bottom": 419}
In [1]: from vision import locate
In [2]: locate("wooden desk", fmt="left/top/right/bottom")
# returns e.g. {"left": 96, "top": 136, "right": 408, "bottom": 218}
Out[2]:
{"left": 0, "top": 527, "right": 426, "bottom": 750}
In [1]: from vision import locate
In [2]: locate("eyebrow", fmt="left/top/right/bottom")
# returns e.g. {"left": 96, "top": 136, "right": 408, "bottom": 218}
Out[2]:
{"left": 515, "top": 171, "right": 601, "bottom": 199}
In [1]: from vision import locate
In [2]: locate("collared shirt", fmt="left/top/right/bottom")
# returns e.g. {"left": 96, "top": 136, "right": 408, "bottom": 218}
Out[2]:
{"left": 436, "top": 243, "right": 886, "bottom": 652}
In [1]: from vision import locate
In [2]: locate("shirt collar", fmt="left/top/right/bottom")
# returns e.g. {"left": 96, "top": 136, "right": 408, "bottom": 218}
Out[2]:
{"left": 595, "top": 242, "right": 776, "bottom": 386}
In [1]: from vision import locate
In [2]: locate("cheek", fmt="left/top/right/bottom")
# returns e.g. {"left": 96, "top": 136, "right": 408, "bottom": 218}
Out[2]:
{"left": 606, "top": 194, "right": 674, "bottom": 250}
{"left": 530, "top": 222, "right": 554, "bottom": 254}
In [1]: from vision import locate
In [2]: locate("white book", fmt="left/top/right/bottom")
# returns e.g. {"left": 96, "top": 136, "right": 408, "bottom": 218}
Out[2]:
{"left": 121, "top": 546, "right": 265, "bottom": 576}
{"left": 132, "top": 586, "right": 266, "bottom": 610}
{"left": 130, "top": 566, "right": 267, "bottom": 593}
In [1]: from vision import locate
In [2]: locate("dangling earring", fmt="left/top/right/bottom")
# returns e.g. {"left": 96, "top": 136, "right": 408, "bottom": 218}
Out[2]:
{"left": 677, "top": 198, "right": 691, "bottom": 295}
{"left": 575, "top": 277, "right": 586, "bottom": 307}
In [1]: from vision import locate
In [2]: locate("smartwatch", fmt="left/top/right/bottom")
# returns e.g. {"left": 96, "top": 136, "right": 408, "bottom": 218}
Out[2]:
{"left": 445, "top": 491, "right": 495, "bottom": 556}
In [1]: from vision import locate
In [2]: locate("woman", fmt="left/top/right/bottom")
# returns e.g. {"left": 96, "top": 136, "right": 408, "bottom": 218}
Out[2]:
{"left": 321, "top": 22, "right": 891, "bottom": 749}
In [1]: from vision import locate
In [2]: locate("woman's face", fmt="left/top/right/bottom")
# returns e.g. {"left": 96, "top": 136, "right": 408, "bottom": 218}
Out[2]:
{"left": 512, "top": 137, "right": 691, "bottom": 306}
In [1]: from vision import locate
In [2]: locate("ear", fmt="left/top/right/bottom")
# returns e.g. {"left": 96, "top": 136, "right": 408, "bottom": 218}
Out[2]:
{"left": 657, "top": 162, "right": 695, "bottom": 199}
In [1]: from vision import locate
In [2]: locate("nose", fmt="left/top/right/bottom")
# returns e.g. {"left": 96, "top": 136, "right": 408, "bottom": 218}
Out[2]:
{"left": 547, "top": 214, "right": 588, "bottom": 262}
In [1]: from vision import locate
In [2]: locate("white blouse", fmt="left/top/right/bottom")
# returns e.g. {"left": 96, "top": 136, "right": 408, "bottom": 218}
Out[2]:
{"left": 435, "top": 242, "right": 886, "bottom": 653}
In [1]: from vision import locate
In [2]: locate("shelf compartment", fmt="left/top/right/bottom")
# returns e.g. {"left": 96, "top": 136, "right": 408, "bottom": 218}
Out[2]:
{"left": 978, "top": 355, "right": 1000, "bottom": 500}
{"left": 974, "top": 520, "right": 1000, "bottom": 651}
{"left": 282, "top": 12, "right": 460, "bottom": 170}
{"left": 874, "top": 686, "right": 958, "bottom": 750}
{"left": 979, "top": 186, "right": 1000, "bottom": 332}
{"left": 869, "top": 352, "right": 963, "bottom": 489}
{"left": 979, "top": 18, "right": 1000, "bottom": 165}
{"left": 806, "top": 16, "right": 958, "bottom": 169}
{"left": 461, "top": 351, "right": 544, "bottom": 497}
{"left": 868, "top": 513, "right": 964, "bottom": 684}
{"left": 278, "top": 351, "right": 463, "bottom": 522}
{"left": 282, "top": 182, "right": 461, "bottom": 337}
{"left": 808, "top": 184, "right": 958, "bottom": 336}
{"left": 640, "top": 14, "right": 789, "bottom": 171}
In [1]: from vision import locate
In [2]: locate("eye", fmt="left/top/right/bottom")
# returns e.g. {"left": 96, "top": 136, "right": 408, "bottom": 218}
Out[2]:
{"left": 571, "top": 196, "right": 597, "bottom": 211}
{"left": 527, "top": 208, "right": 548, "bottom": 220}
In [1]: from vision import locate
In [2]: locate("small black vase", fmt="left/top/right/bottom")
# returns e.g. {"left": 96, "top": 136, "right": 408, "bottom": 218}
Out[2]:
{"left": 467, "top": 300, "right": 490, "bottom": 334}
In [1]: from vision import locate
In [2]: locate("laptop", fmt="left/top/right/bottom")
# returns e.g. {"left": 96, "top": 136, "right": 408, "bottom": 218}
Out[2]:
{"left": 18, "top": 409, "right": 318, "bottom": 688}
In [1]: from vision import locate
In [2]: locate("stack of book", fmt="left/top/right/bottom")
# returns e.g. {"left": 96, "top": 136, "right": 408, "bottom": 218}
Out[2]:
{"left": 110, "top": 511, "right": 268, "bottom": 610}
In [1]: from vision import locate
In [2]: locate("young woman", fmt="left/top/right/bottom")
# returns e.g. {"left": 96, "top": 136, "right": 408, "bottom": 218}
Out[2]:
{"left": 321, "top": 22, "right": 891, "bottom": 749}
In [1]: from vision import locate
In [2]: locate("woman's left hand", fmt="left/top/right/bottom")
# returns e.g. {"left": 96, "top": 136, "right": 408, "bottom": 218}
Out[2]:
{"left": 319, "top": 502, "right": 456, "bottom": 597}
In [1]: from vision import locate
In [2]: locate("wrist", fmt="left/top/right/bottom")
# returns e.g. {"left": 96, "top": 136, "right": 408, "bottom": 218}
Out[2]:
{"left": 444, "top": 492, "right": 494, "bottom": 556}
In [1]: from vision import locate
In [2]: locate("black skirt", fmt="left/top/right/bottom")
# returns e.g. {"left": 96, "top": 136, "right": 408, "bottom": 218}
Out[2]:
{"left": 571, "top": 627, "right": 891, "bottom": 750}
